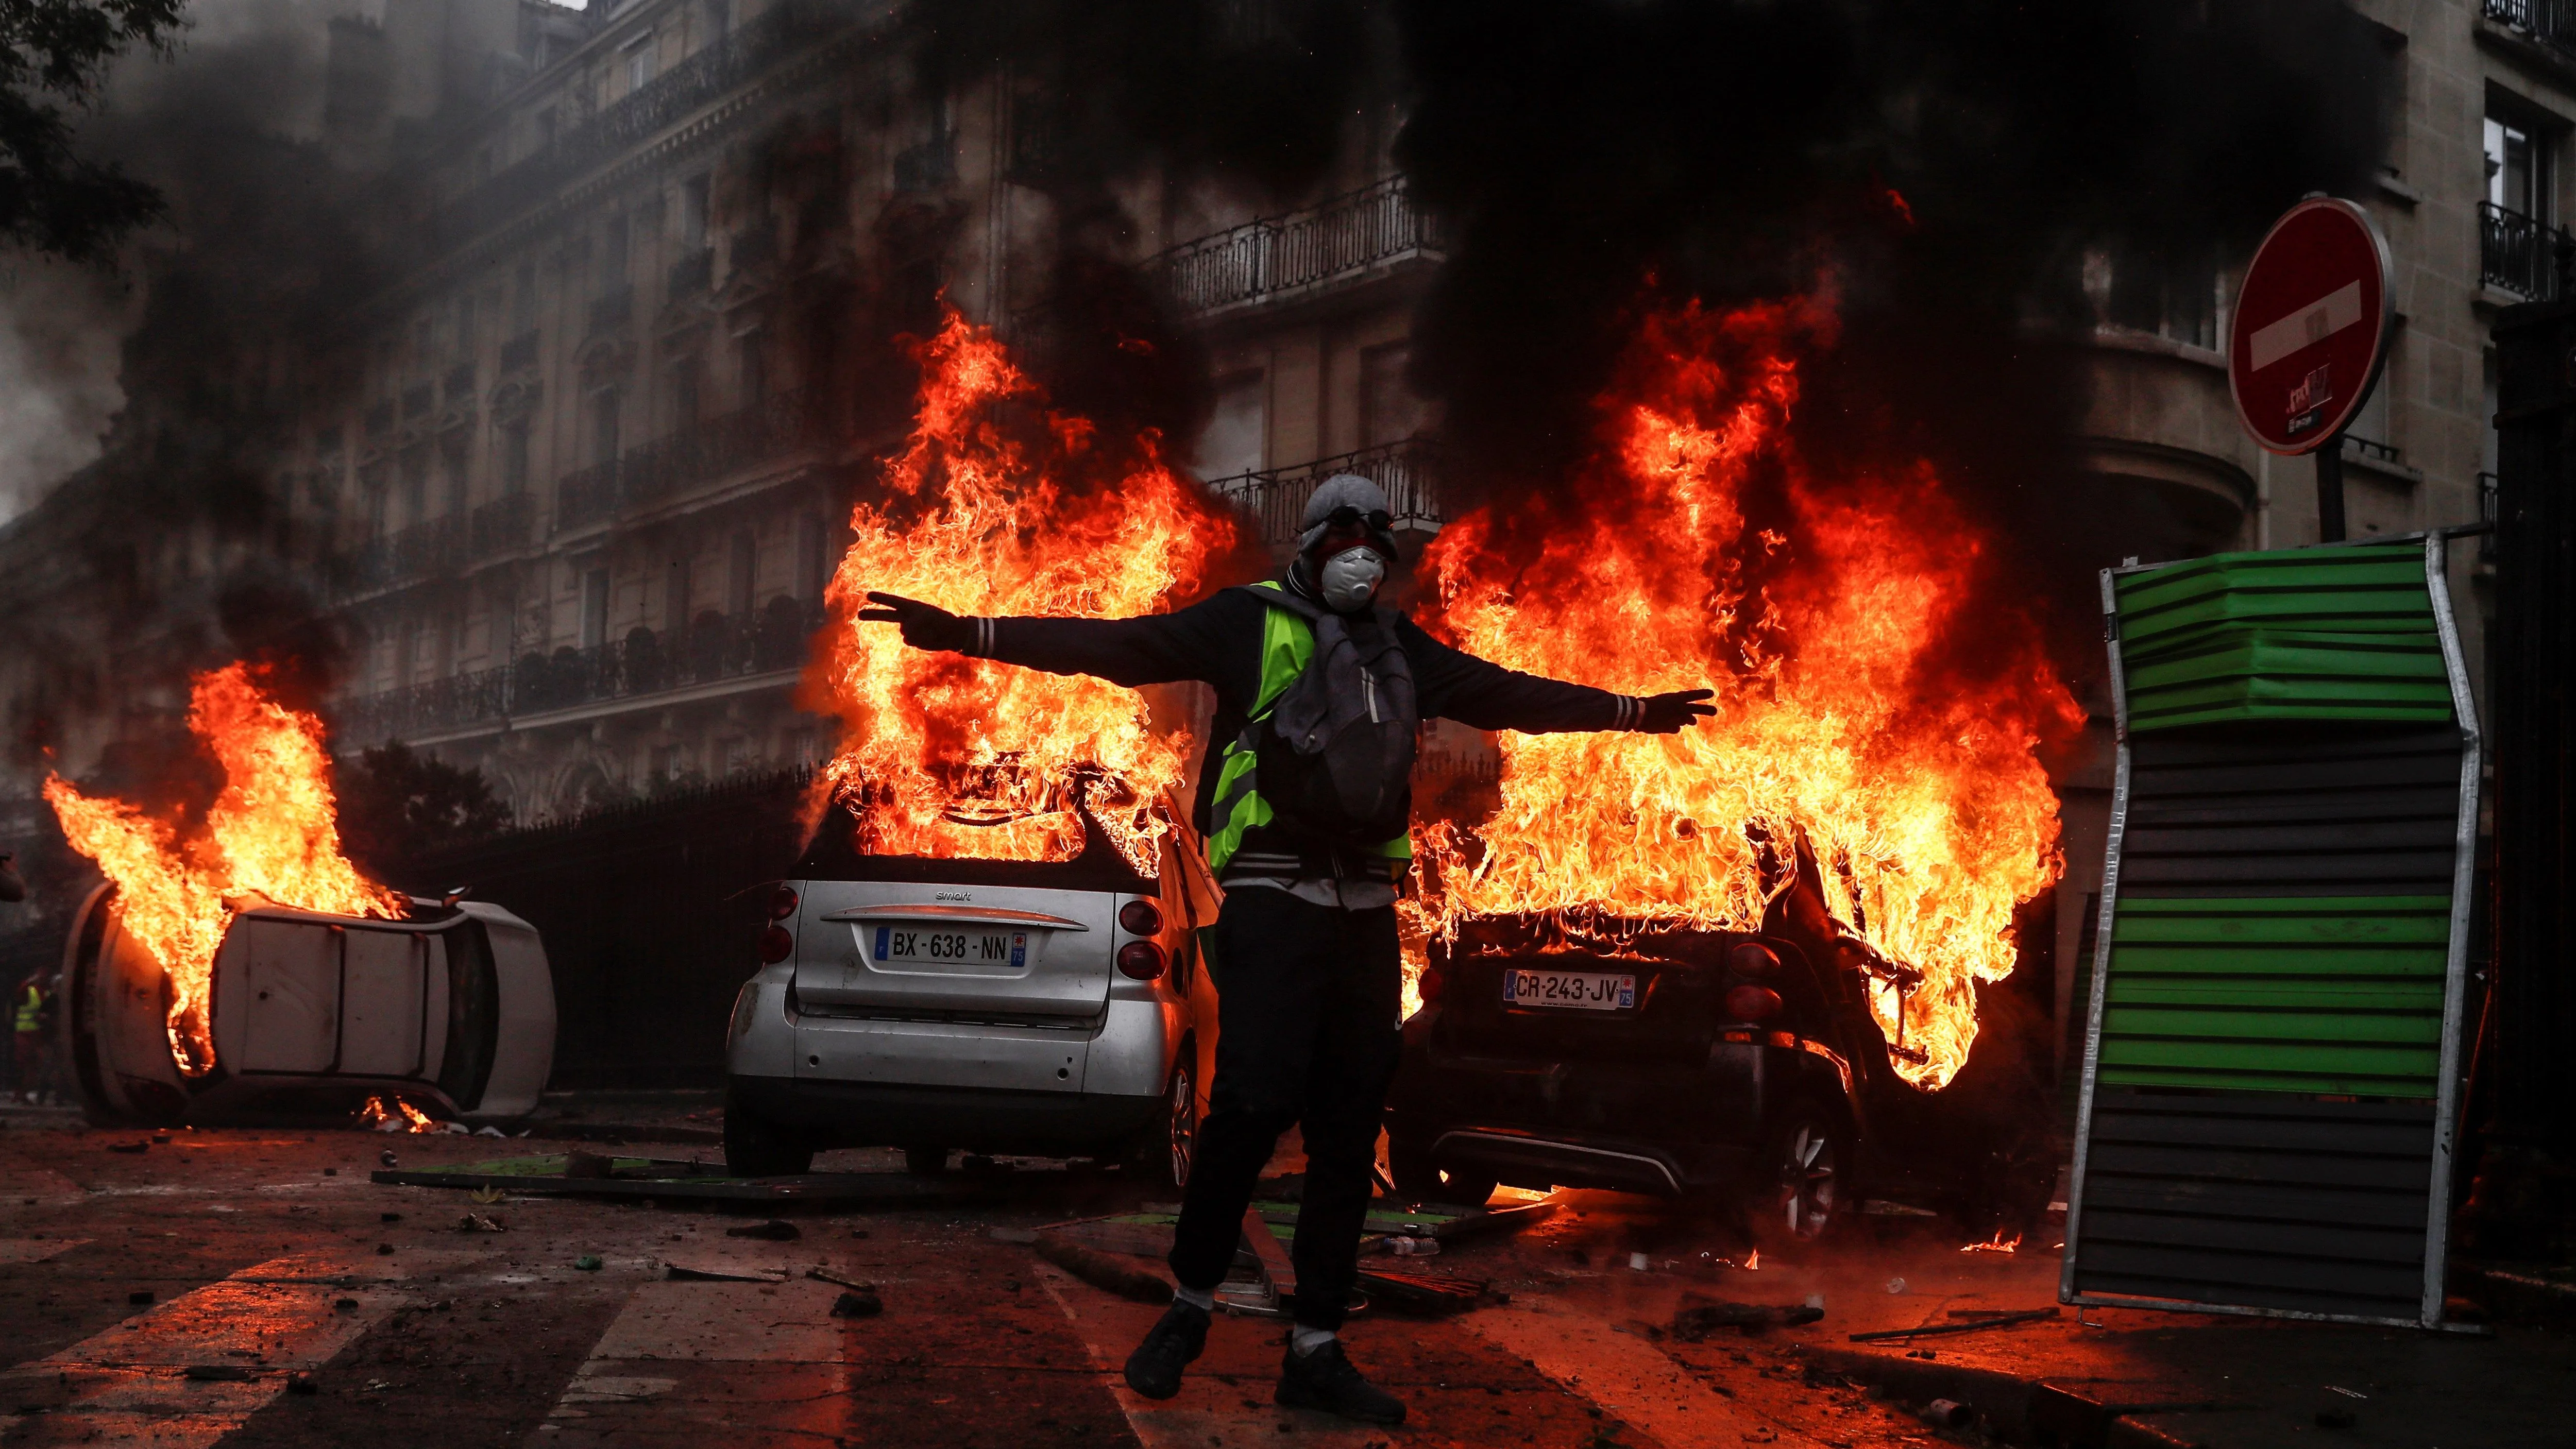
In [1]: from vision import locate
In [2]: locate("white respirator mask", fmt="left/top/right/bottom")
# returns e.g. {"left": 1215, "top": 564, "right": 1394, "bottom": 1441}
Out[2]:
{"left": 1318, "top": 545, "right": 1387, "bottom": 612}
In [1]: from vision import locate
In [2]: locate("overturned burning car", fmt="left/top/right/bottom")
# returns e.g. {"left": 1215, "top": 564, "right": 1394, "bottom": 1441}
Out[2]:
{"left": 59, "top": 883, "right": 555, "bottom": 1128}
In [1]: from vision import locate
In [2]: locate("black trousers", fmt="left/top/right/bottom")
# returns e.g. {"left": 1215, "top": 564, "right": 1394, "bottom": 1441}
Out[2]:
{"left": 1166, "top": 887, "right": 1402, "bottom": 1330}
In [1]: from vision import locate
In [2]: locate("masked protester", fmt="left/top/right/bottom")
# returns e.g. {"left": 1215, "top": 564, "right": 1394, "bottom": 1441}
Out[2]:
{"left": 861, "top": 474, "right": 1711, "bottom": 1425}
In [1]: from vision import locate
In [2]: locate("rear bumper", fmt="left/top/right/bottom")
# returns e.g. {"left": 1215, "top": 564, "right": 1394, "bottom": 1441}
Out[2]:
{"left": 1389, "top": 1029, "right": 1846, "bottom": 1195}
{"left": 728, "top": 1073, "right": 1160, "bottom": 1157}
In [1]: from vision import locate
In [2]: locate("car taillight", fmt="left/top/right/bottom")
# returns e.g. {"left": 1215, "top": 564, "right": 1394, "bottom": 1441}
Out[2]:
{"left": 768, "top": 884, "right": 800, "bottom": 920}
{"left": 758, "top": 924, "right": 795, "bottom": 964}
{"left": 1116, "top": 941, "right": 1167, "bottom": 980}
{"left": 1118, "top": 898, "right": 1162, "bottom": 936}
{"left": 1727, "top": 942, "right": 1781, "bottom": 977}
{"left": 1724, "top": 984, "right": 1783, "bottom": 1021}
{"left": 1416, "top": 962, "right": 1446, "bottom": 1006}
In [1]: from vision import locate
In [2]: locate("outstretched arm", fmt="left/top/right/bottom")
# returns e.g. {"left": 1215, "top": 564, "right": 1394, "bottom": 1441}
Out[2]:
{"left": 1400, "top": 618, "right": 1714, "bottom": 735}
{"left": 858, "top": 590, "right": 1259, "bottom": 694}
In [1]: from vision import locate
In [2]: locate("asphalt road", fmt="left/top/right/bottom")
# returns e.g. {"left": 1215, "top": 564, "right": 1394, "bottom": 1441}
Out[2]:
{"left": 1, "top": 1112, "right": 2567, "bottom": 1448}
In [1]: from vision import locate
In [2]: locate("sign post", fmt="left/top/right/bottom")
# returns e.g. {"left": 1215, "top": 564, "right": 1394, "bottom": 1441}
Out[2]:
{"left": 2226, "top": 197, "right": 2395, "bottom": 543}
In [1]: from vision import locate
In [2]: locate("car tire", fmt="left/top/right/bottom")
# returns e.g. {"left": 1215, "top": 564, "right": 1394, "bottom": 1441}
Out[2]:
{"left": 903, "top": 1145, "right": 949, "bottom": 1175}
{"left": 1747, "top": 1100, "right": 1846, "bottom": 1246}
{"left": 1126, "top": 1052, "right": 1198, "bottom": 1192}
{"left": 1387, "top": 1132, "right": 1499, "bottom": 1208}
{"left": 722, "top": 1090, "right": 815, "bottom": 1178}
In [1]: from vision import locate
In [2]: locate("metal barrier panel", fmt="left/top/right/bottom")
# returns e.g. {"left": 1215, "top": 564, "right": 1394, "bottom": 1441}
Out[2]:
{"left": 2063, "top": 534, "right": 2479, "bottom": 1329}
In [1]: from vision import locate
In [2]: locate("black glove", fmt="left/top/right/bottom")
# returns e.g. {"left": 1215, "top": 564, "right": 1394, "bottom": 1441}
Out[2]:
{"left": 1636, "top": 688, "right": 1716, "bottom": 733}
{"left": 858, "top": 591, "right": 977, "bottom": 654}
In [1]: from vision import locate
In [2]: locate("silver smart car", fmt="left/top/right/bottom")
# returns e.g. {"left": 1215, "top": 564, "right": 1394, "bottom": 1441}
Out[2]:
{"left": 721, "top": 803, "right": 1216, "bottom": 1187}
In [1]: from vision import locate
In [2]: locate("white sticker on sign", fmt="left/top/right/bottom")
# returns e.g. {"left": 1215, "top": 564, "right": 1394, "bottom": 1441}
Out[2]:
{"left": 2248, "top": 280, "right": 2364, "bottom": 371}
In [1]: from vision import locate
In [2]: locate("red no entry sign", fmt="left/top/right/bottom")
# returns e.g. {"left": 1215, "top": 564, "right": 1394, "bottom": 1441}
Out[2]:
{"left": 2228, "top": 197, "right": 2394, "bottom": 456}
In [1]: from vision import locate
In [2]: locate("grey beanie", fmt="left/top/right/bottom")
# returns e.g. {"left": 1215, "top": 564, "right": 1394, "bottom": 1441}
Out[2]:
{"left": 1295, "top": 473, "right": 1400, "bottom": 558}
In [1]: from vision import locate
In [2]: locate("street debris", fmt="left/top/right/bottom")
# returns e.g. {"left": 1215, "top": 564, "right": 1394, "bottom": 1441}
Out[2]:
{"left": 830, "top": 1289, "right": 883, "bottom": 1318}
{"left": 1921, "top": 1398, "right": 1975, "bottom": 1428}
{"left": 286, "top": 1372, "right": 318, "bottom": 1395}
{"left": 1671, "top": 1298, "right": 1827, "bottom": 1340}
{"left": 127, "top": 1290, "right": 153, "bottom": 1305}
{"left": 455, "top": 1213, "right": 506, "bottom": 1233}
{"left": 1353, "top": 1267, "right": 1490, "bottom": 1318}
{"left": 1848, "top": 1307, "right": 2059, "bottom": 1343}
{"left": 572, "top": 1255, "right": 602, "bottom": 1271}
{"left": 183, "top": 1365, "right": 253, "bottom": 1381}
{"left": 724, "top": 1219, "right": 801, "bottom": 1241}
{"left": 372, "top": 1154, "right": 982, "bottom": 1208}
{"left": 379, "top": 1150, "right": 398, "bottom": 1168}
{"left": 1029, "top": 1230, "right": 1171, "bottom": 1304}
{"left": 1387, "top": 1235, "right": 1439, "bottom": 1257}
{"left": 664, "top": 1261, "right": 786, "bottom": 1283}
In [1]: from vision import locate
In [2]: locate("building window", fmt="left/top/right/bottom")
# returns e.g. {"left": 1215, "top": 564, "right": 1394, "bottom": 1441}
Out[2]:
{"left": 400, "top": 445, "right": 430, "bottom": 527}
{"left": 670, "top": 354, "right": 703, "bottom": 434}
{"left": 1359, "top": 343, "right": 1421, "bottom": 451}
{"left": 679, "top": 174, "right": 710, "bottom": 250}
{"left": 623, "top": 35, "right": 654, "bottom": 94}
{"left": 439, "top": 432, "right": 469, "bottom": 515}
{"left": 737, "top": 329, "right": 769, "bottom": 404}
{"left": 2096, "top": 244, "right": 2220, "bottom": 351}
{"left": 665, "top": 557, "right": 691, "bottom": 633}
{"left": 582, "top": 568, "right": 610, "bottom": 649}
{"left": 601, "top": 214, "right": 630, "bottom": 293}
{"left": 727, "top": 530, "right": 756, "bottom": 616}
{"left": 512, "top": 262, "right": 538, "bottom": 332}
{"left": 1198, "top": 370, "right": 1267, "bottom": 479}
{"left": 2488, "top": 114, "right": 2549, "bottom": 221}
{"left": 591, "top": 389, "right": 621, "bottom": 465}
{"left": 501, "top": 419, "right": 531, "bottom": 493}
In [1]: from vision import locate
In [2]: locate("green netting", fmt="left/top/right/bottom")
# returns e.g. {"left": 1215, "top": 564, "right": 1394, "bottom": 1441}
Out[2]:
{"left": 2114, "top": 545, "right": 2451, "bottom": 731}
{"left": 2096, "top": 895, "right": 2451, "bottom": 1098}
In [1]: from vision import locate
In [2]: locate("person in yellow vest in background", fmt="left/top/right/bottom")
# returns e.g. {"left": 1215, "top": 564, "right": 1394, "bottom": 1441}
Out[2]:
{"left": 860, "top": 474, "right": 1713, "bottom": 1425}
{"left": 13, "top": 970, "right": 55, "bottom": 1107}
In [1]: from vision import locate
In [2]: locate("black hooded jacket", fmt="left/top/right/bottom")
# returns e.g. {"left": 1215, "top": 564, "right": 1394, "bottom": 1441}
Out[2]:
{"left": 960, "top": 575, "right": 1642, "bottom": 858}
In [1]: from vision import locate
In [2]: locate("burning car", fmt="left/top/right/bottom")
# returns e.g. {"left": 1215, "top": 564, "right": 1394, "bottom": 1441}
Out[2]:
{"left": 59, "top": 883, "right": 554, "bottom": 1128}
{"left": 721, "top": 803, "right": 1211, "bottom": 1183}
{"left": 43, "top": 661, "right": 555, "bottom": 1129}
{"left": 1388, "top": 847, "right": 2058, "bottom": 1240}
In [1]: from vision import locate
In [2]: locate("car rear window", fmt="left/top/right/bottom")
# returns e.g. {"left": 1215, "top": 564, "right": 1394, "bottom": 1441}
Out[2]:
{"left": 792, "top": 803, "right": 1157, "bottom": 893}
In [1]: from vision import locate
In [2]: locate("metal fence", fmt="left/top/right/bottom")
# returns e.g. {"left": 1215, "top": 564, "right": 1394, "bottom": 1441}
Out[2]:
{"left": 1155, "top": 176, "right": 1445, "bottom": 317}
{"left": 2480, "top": 200, "right": 2568, "bottom": 300}
{"left": 2485, "top": 0, "right": 2576, "bottom": 49}
{"left": 336, "top": 598, "right": 824, "bottom": 744}
{"left": 555, "top": 388, "right": 811, "bottom": 531}
{"left": 1206, "top": 438, "right": 1446, "bottom": 547}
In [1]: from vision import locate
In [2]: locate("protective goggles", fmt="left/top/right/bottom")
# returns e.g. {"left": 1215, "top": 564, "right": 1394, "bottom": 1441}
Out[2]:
{"left": 1318, "top": 504, "right": 1395, "bottom": 534}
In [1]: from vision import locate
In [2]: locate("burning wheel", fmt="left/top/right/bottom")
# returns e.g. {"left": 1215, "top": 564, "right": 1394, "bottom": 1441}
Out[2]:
{"left": 1751, "top": 1102, "right": 1845, "bottom": 1245}
{"left": 722, "top": 1084, "right": 816, "bottom": 1177}
{"left": 1126, "top": 1052, "right": 1198, "bottom": 1192}
{"left": 1385, "top": 1132, "right": 1500, "bottom": 1209}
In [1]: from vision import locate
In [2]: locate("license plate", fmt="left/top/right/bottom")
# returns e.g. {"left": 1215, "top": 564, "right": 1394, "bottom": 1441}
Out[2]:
{"left": 871, "top": 926, "right": 1027, "bottom": 968}
{"left": 1501, "top": 968, "right": 1636, "bottom": 1011}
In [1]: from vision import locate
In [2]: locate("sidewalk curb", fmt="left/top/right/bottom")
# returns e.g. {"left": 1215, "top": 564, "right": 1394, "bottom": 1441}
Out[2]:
{"left": 1796, "top": 1345, "right": 2206, "bottom": 1448}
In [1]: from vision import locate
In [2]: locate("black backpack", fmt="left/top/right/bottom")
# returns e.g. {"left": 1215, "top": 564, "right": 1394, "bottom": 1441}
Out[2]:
{"left": 1233, "top": 586, "right": 1420, "bottom": 853}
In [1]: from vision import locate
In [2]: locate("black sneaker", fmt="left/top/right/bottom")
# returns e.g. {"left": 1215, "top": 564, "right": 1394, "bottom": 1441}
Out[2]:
{"left": 1274, "top": 1338, "right": 1405, "bottom": 1425}
{"left": 1122, "top": 1300, "right": 1210, "bottom": 1400}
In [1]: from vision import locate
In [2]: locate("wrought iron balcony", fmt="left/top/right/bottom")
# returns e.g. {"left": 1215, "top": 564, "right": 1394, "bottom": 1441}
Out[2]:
{"left": 438, "top": 0, "right": 870, "bottom": 246}
{"left": 554, "top": 388, "right": 814, "bottom": 531}
{"left": 401, "top": 382, "right": 436, "bottom": 420}
{"left": 334, "top": 598, "right": 824, "bottom": 744}
{"left": 729, "top": 222, "right": 777, "bottom": 274}
{"left": 2485, "top": 0, "right": 2576, "bottom": 52}
{"left": 1155, "top": 176, "right": 1445, "bottom": 319}
{"left": 1206, "top": 438, "right": 1446, "bottom": 548}
{"left": 469, "top": 492, "right": 534, "bottom": 556}
{"left": 2480, "top": 200, "right": 2570, "bottom": 300}
{"left": 444, "top": 362, "right": 477, "bottom": 406}
{"left": 587, "top": 283, "right": 635, "bottom": 336}
{"left": 500, "top": 329, "right": 539, "bottom": 374}
{"left": 667, "top": 246, "right": 714, "bottom": 300}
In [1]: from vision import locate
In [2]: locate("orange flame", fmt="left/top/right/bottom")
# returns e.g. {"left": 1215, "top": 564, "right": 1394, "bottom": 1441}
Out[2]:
{"left": 359, "top": 1094, "right": 441, "bottom": 1133}
{"left": 45, "top": 662, "right": 403, "bottom": 1076}
{"left": 1413, "top": 298, "right": 2078, "bottom": 1089}
{"left": 812, "top": 307, "right": 1233, "bottom": 875}
{"left": 1960, "top": 1230, "right": 2022, "bottom": 1254}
